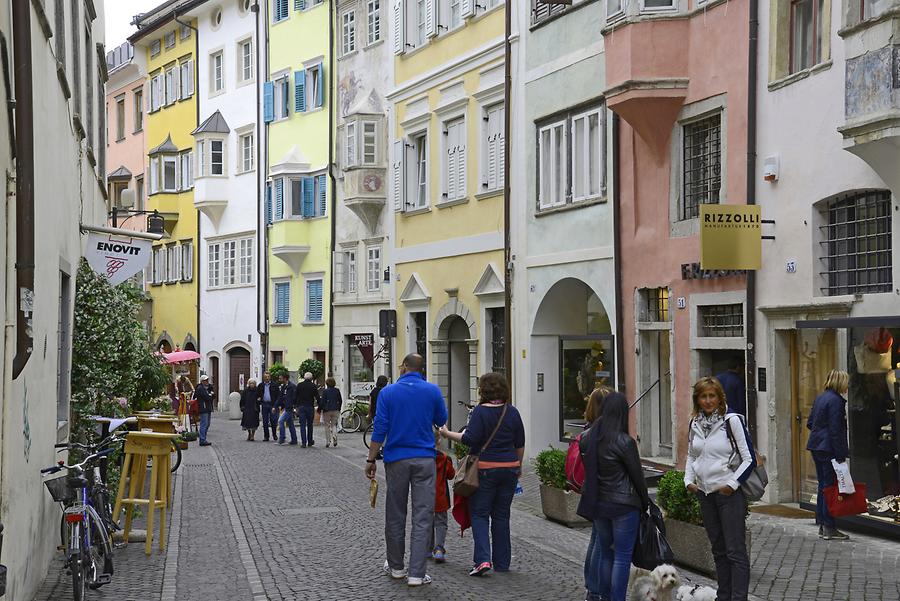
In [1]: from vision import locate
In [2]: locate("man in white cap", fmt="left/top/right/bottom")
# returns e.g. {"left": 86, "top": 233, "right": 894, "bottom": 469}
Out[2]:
{"left": 295, "top": 371, "right": 321, "bottom": 447}
{"left": 196, "top": 374, "right": 215, "bottom": 446}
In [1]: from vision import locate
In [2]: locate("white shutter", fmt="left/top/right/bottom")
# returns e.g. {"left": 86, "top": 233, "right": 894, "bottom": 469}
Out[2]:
{"left": 425, "top": 0, "right": 437, "bottom": 37}
{"left": 392, "top": 139, "right": 405, "bottom": 211}
{"left": 461, "top": 0, "right": 474, "bottom": 19}
{"left": 497, "top": 107, "right": 505, "bottom": 188}
{"left": 393, "top": 0, "right": 405, "bottom": 54}
{"left": 457, "top": 123, "right": 466, "bottom": 198}
{"left": 445, "top": 126, "right": 455, "bottom": 200}
{"left": 333, "top": 251, "right": 345, "bottom": 293}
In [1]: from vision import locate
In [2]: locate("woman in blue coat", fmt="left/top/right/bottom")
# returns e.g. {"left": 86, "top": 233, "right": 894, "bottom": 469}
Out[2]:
{"left": 806, "top": 369, "right": 850, "bottom": 541}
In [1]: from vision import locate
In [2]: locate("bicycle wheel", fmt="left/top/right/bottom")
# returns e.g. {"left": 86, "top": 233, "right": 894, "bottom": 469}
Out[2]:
{"left": 170, "top": 440, "right": 182, "bottom": 473}
{"left": 340, "top": 410, "right": 361, "bottom": 434}
{"left": 363, "top": 423, "right": 373, "bottom": 449}
{"left": 86, "top": 512, "right": 112, "bottom": 589}
{"left": 69, "top": 523, "right": 85, "bottom": 601}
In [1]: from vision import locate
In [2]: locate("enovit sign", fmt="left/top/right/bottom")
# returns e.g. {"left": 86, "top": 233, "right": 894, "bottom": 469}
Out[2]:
{"left": 85, "top": 233, "right": 152, "bottom": 286}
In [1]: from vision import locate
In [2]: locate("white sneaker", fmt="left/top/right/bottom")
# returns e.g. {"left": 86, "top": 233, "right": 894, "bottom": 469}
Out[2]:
{"left": 383, "top": 560, "right": 407, "bottom": 579}
{"left": 407, "top": 575, "right": 432, "bottom": 587}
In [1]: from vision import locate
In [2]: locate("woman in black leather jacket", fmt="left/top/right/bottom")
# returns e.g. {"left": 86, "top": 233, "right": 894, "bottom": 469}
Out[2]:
{"left": 577, "top": 392, "right": 649, "bottom": 601}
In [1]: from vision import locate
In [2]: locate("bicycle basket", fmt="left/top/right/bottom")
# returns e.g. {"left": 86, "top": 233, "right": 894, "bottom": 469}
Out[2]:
{"left": 44, "top": 475, "right": 75, "bottom": 503}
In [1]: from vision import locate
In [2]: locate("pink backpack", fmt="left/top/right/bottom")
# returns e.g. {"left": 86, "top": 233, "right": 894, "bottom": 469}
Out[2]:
{"left": 565, "top": 432, "right": 586, "bottom": 492}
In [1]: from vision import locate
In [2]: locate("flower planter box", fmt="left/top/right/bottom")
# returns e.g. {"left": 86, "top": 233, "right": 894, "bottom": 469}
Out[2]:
{"left": 539, "top": 484, "right": 589, "bottom": 527}
{"left": 176, "top": 440, "right": 188, "bottom": 450}
{"left": 664, "top": 517, "right": 751, "bottom": 576}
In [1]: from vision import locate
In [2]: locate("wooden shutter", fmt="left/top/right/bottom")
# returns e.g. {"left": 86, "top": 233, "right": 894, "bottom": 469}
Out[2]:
{"left": 392, "top": 139, "right": 405, "bottom": 212}
{"left": 263, "top": 81, "right": 274, "bottom": 123}
{"left": 301, "top": 177, "right": 315, "bottom": 217}
{"left": 315, "top": 63, "right": 324, "bottom": 108}
{"left": 446, "top": 125, "right": 457, "bottom": 200}
{"left": 426, "top": 0, "right": 437, "bottom": 37}
{"left": 333, "top": 252, "right": 344, "bottom": 293}
{"left": 265, "top": 182, "right": 273, "bottom": 224}
{"left": 307, "top": 280, "right": 323, "bottom": 321}
{"left": 316, "top": 174, "right": 327, "bottom": 216}
{"left": 275, "top": 178, "right": 284, "bottom": 219}
{"left": 275, "top": 283, "right": 290, "bottom": 323}
{"left": 457, "top": 122, "right": 466, "bottom": 198}
{"left": 294, "top": 70, "right": 306, "bottom": 113}
{"left": 497, "top": 106, "right": 505, "bottom": 188}
{"left": 461, "top": 0, "right": 474, "bottom": 19}
{"left": 393, "top": 0, "right": 405, "bottom": 54}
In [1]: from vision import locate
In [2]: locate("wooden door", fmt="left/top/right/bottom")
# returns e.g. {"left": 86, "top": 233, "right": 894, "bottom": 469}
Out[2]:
{"left": 229, "top": 348, "right": 251, "bottom": 394}
{"left": 210, "top": 356, "right": 220, "bottom": 410}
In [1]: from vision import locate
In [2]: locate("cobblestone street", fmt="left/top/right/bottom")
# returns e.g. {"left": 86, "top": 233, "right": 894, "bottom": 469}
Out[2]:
{"left": 33, "top": 416, "right": 900, "bottom": 600}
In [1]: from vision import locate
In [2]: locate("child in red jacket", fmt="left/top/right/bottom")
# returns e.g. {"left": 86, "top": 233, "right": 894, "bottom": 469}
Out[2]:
{"left": 430, "top": 437, "right": 456, "bottom": 562}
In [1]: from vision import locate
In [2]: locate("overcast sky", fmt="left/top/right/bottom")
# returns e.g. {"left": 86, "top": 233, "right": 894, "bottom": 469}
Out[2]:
{"left": 105, "top": 0, "right": 163, "bottom": 49}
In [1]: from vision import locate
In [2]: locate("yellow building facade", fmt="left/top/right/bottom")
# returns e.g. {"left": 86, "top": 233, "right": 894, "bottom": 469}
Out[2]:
{"left": 131, "top": 11, "right": 200, "bottom": 355}
{"left": 390, "top": 2, "right": 506, "bottom": 429}
{"left": 264, "top": 0, "right": 333, "bottom": 374}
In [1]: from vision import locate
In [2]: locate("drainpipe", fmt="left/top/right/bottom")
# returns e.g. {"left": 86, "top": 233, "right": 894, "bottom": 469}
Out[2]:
{"left": 612, "top": 113, "right": 625, "bottom": 395}
{"left": 12, "top": 0, "right": 35, "bottom": 379}
{"left": 327, "top": 0, "right": 336, "bottom": 376}
{"left": 745, "top": 0, "right": 759, "bottom": 439}
{"left": 502, "top": 0, "right": 512, "bottom": 378}
{"left": 257, "top": 1, "right": 270, "bottom": 368}
{"left": 252, "top": 1, "right": 268, "bottom": 369}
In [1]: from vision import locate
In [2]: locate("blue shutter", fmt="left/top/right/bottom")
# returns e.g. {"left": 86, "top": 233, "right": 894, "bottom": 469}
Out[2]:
{"left": 301, "top": 177, "right": 314, "bottom": 217}
{"left": 294, "top": 70, "right": 306, "bottom": 113}
{"left": 265, "top": 183, "right": 273, "bottom": 224}
{"left": 315, "top": 63, "right": 324, "bottom": 108}
{"left": 263, "top": 81, "right": 274, "bottom": 123}
{"left": 316, "top": 174, "right": 327, "bottom": 217}
{"left": 297, "top": 0, "right": 307, "bottom": 9}
{"left": 275, "top": 178, "right": 284, "bottom": 220}
{"left": 277, "top": 0, "right": 289, "bottom": 20}
{"left": 275, "top": 282, "right": 290, "bottom": 323}
{"left": 307, "top": 280, "right": 323, "bottom": 322}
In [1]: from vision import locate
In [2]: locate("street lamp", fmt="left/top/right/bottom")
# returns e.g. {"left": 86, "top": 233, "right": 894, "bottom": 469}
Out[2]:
{"left": 110, "top": 189, "right": 166, "bottom": 236}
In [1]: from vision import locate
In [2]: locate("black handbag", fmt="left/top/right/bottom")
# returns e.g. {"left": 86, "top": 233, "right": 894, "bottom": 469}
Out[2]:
{"left": 631, "top": 501, "right": 675, "bottom": 570}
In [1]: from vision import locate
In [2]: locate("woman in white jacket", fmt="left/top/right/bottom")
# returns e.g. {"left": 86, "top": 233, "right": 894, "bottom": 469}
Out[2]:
{"left": 684, "top": 376, "right": 752, "bottom": 601}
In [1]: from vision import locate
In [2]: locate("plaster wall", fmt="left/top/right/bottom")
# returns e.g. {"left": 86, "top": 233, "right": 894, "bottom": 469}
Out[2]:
{"left": 106, "top": 53, "right": 148, "bottom": 223}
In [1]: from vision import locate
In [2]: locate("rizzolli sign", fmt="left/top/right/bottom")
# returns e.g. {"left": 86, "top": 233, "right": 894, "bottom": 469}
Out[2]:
{"left": 85, "top": 233, "right": 152, "bottom": 286}
{"left": 699, "top": 204, "right": 762, "bottom": 271}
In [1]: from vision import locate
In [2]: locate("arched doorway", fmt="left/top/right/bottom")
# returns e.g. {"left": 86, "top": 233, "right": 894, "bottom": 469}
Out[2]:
{"left": 183, "top": 341, "right": 198, "bottom": 384}
{"left": 531, "top": 278, "right": 614, "bottom": 446}
{"left": 209, "top": 356, "right": 220, "bottom": 410}
{"left": 228, "top": 347, "right": 251, "bottom": 395}
{"left": 445, "top": 317, "right": 471, "bottom": 431}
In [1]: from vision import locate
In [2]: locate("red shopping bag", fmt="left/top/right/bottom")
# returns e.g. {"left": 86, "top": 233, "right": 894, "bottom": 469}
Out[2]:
{"left": 824, "top": 482, "right": 868, "bottom": 517}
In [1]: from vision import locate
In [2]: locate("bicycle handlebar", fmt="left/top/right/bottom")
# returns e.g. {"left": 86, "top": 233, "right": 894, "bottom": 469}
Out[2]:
{"left": 41, "top": 447, "right": 115, "bottom": 476}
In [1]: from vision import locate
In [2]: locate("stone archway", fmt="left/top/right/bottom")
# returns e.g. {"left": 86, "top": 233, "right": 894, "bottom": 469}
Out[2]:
{"left": 430, "top": 298, "right": 478, "bottom": 430}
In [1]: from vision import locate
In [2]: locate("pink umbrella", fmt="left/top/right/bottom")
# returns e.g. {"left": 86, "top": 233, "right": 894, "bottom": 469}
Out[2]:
{"left": 160, "top": 350, "right": 201, "bottom": 364}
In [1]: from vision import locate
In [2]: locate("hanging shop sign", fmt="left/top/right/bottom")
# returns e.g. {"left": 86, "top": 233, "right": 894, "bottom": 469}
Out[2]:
{"left": 351, "top": 333, "right": 375, "bottom": 368}
{"left": 699, "top": 204, "right": 762, "bottom": 271}
{"left": 85, "top": 232, "right": 152, "bottom": 286}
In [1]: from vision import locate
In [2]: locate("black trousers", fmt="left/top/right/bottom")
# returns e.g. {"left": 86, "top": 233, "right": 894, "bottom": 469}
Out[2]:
{"left": 697, "top": 489, "right": 750, "bottom": 601}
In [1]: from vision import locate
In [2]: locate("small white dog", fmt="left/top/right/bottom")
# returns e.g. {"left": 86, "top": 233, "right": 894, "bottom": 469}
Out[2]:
{"left": 629, "top": 564, "right": 682, "bottom": 601}
{"left": 675, "top": 584, "right": 718, "bottom": 601}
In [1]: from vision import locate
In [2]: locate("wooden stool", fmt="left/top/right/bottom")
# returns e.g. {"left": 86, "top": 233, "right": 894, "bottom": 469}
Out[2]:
{"left": 113, "top": 432, "right": 173, "bottom": 555}
{"left": 137, "top": 416, "right": 178, "bottom": 434}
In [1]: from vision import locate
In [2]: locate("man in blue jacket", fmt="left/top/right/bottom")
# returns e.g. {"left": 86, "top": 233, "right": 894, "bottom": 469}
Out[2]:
{"left": 365, "top": 354, "right": 447, "bottom": 587}
{"left": 276, "top": 373, "right": 298, "bottom": 445}
{"left": 715, "top": 357, "right": 746, "bottom": 416}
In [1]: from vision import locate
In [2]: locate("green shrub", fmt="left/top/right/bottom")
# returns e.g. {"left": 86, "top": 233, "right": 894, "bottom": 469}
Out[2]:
{"left": 533, "top": 447, "right": 567, "bottom": 490}
{"left": 299, "top": 359, "right": 325, "bottom": 380}
{"left": 657, "top": 470, "right": 703, "bottom": 526}
{"left": 268, "top": 362, "right": 289, "bottom": 381}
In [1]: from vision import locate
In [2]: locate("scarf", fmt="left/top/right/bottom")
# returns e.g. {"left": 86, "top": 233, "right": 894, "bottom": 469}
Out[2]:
{"left": 696, "top": 411, "right": 724, "bottom": 437}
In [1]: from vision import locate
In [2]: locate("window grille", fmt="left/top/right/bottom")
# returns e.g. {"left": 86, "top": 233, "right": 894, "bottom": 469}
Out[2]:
{"left": 699, "top": 304, "right": 744, "bottom": 338}
{"left": 819, "top": 190, "right": 892, "bottom": 296}
{"left": 682, "top": 114, "right": 721, "bottom": 220}
{"left": 488, "top": 307, "right": 505, "bottom": 374}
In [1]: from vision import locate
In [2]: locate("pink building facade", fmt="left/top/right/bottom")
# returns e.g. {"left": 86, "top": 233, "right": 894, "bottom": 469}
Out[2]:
{"left": 105, "top": 42, "right": 147, "bottom": 233}
{"left": 603, "top": 0, "right": 751, "bottom": 469}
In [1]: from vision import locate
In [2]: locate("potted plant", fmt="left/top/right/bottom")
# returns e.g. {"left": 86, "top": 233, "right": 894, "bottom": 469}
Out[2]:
{"left": 533, "top": 447, "right": 587, "bottom": 527}
{"left": 180, "top": 431, "right": 199, "bottom": 443}
{"left": 657, "top": 470, "right": 751, "bottom": 575}
{"left": 173, "top": 435, "right": 189, "bottom": 450}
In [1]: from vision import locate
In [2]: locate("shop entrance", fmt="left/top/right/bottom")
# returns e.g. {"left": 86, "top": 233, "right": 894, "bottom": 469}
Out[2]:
{"left": 638, "top": 330, "right": 673, "bottom": 459}
{"left": 445, "top": 317, "right": 472, "bottom": 432}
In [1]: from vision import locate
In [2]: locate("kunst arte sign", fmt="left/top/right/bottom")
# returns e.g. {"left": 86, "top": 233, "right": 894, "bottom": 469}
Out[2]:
{"left": 85, "top": 233, "right": 153, "bottom": 286}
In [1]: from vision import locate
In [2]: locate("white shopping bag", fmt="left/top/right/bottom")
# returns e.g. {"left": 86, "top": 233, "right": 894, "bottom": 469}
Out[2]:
{"left": 831, "top": 459, "right": 855, "bottom": 494}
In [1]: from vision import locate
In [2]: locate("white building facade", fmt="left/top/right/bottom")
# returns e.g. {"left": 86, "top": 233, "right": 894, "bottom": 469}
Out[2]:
{"left": 189, "top": 0, "right": 263, "bottom": 401}
{"left": 332, "top": 0, "right": 394, "bottom": 399}
{"left": 0, "top": 0, "right": 108, "bottom": 598}
{"left": 754, "top": 0, "right": 900, "bottom": 535}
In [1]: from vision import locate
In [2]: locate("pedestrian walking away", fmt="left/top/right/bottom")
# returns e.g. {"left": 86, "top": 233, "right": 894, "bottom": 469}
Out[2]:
{"left": 715, "top": 357, "right": 747, "bottom": 417}
{"left": 807, "top": 369, "right": 851, "bottom": 541}
{"left": 428, "top": 431, "right": 456, "bottom": 563}
{"left": 368, "top": 375, "right": 389, "bottom": 423}
{"left": 296, "top": 372, "right": 320, "bottom": 447}
{"left": 685, "top": 376, "right": 752, "bottom": 601}
{"left": 257, "top": 371, "right": 279, "bottom": 442}
{"left": 365, "top": 354, "right": 448, "bottom": 587}
{"left": 319, "top": 377, "right": 343, "bottom": 447}
{"left": 440, "top": 372, "right": 525, "bottom": 577}
{"left": 276, "top": 373, "right": 299, "bottom": 445}
{"left": 196, "top": 374, "right": 214, "bottom": 446}
{"left": 240, "top": 378, "right": 261, "bottom": 441}
{"left": 577, "top": 392, "right": 649, "bottom": 601}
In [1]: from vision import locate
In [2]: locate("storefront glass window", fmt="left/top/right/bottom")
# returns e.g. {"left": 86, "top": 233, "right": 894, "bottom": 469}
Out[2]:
{"left": 560, "top": 336, "right": 615, "bottom": 441}
{"left": 348, "top": 337, "right": 375, "bottom": 398}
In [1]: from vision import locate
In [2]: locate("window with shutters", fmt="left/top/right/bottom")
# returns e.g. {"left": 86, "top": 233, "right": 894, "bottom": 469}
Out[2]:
{"left": 346, "top": 122, "right": 358, "bottom": 167}
{"left": 344, "top": 118, "right": 380, "bottom": 169}
{"left": 211, "top": 51, "right": 224, "bottom": 93}
{"left": 165, "top": 64, "right": 178, "bottom": 105}
{"left": 532, "top": 0, "right": 570, "bottom": 24}
{"left": 115, "top": 96, "right": 126, "bottom": 141}
{"left": 182, "top": 242, "right": 193, "bottom": 282}
{"left": 149, "top": 157, "right": 160, "bottom": 194}
{"left": 306, "top": 63, "right": 324, "bottom": 110}
{"left": 482, "top": 103, "right": 504, "bottom": 193}
{"left": 416, "top": 0, "right": 428, "bottom": 45}
{"left": 165, "top": 31, "right": 176, "bottom": 49}
{"left": 346, "top": 250, "right": 357, "bottom": 293}
{"left": 442, "top": 118, "right": 467, "bottom": 202}
{"left": 239, "top": 132, "right": 255, "bottom": 173}
{"left": 342, "top": 9, "right": 357, "bottom": 56}
{"left": 238, "top": 39, "right": 253, "bottom": 83}
{"left": 180, "top": 23, "right": 191, "bottom": 41}
{"left": 538, "top": 120, "right": 566, "bottom": 210}
{"left": 273, "top": 281, "right": 291, "bottom": 324}
{"left": 180, "top": 59, "right": 194, "bottom": 99}
{"left": 150, "top": 73, "right": 162, "bottom": 112}
{"left": 412, "top": 133, "right": 428, "bottom": 209}
{"left": 134, "top": 89, "right": 144, "bottom": 131}
{"left": 367, "top": 0, "right": 381, "bottom": 44}
{"left": 167, "top": 244, "right": 181, "bottom": 283}
{"left": 306, "top": 279, "right": 324, "bottom": 322}
{"left": 180, "top": 150, "right": 194, "bottom": 190}
{"left": 273, "top": 74, "right": 290, "bottom": 120}
{"left": 273, "top": 0, "right": 289, "bottom": 22}
{"left": 283, "top": 174, "right": 327, "bottom": 218}
{"left": 367, "top": 246, "right": 382, "bottom": 291}
{"left": 151, "top": 39, "right": 161, "bottom": 57}
{"left": 571, "top": 107, "right": 604, "bottom": 202}
{"left": 153, "top": 246, "right": 165, "bottom": 284}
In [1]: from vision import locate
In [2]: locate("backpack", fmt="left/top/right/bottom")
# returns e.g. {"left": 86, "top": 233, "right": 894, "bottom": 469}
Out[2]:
{"left": 565, "top": 431, "right": 587, "bottom": 492}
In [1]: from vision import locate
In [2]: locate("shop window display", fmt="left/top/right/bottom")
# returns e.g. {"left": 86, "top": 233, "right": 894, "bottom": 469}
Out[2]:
{"left": 559, "top": 336, "right": 614, "bottom": 441}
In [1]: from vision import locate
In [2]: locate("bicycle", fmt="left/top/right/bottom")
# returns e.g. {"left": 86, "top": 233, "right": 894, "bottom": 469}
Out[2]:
{"left": 41, "top": 445, "right": 119, "bottom": 600}
{"left": 339, "top": 398, "right": 369, "bottom": 433}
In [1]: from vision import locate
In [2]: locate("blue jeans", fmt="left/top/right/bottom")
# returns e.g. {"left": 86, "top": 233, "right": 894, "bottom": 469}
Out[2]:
{"left": 260, "top": 403, "right": 277, "bottom": 439}
{"left": 584, "top": 509, "right": 639, "bottom": 601}
{"left": 812, "top": 451, "right": 836, "bottom": 529}
{"left": 278, "top": 409, "right": 297, "bottom": 443}
{"left": 468, "top": 467, "right": 518, "bottom": 569}
{"left": 199, "top": 412, "right": 211, "bottom": 443}
{"left": 297, "top": 406, "right": 315, "bottom": 445}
